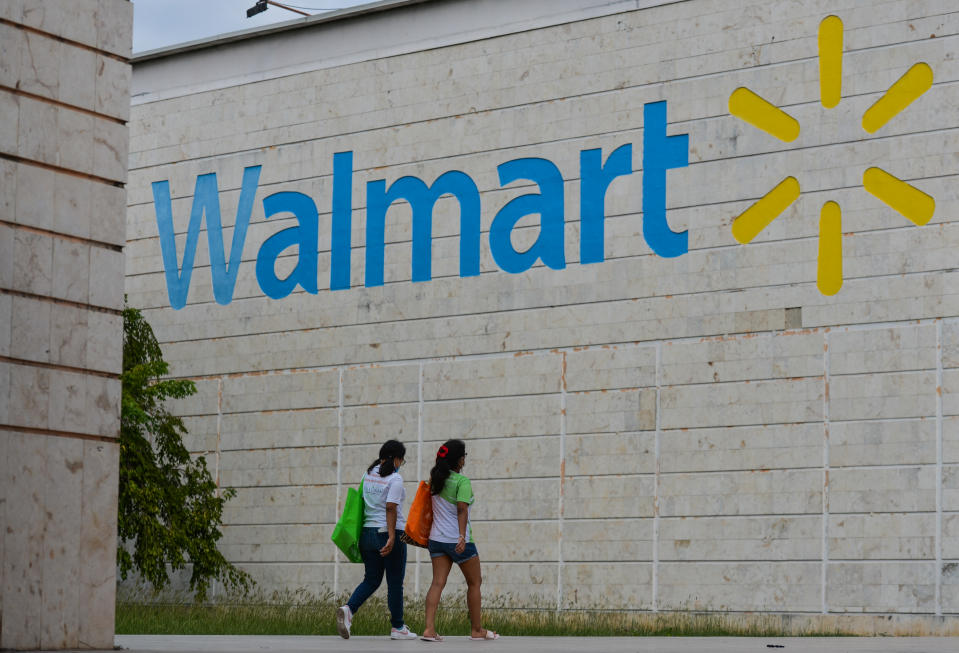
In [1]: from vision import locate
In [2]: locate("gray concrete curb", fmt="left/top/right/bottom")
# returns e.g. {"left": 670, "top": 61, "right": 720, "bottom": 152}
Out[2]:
{"left": 103, "top": 634, "right": 959, "bottom": 653}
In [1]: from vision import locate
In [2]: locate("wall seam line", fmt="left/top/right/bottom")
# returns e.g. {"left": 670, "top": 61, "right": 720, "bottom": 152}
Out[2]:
{"left": 0, "top": 221, "right": 125, "bottom": 253}
{"left": 0, "top": 84, "right": 127, "bottom": 125}
{"left": 0, "top": 425, "right": 117, "bottom": 443}
{"left": 213, "top": 377, "right": 223, "bottom": 599}
{"left": 134, "top": 262, "right": 959, "bottom": 324}
{"left": 0, "top": 355, "right": 119, "bottom": 379}
{"left": 416, "top": 361, "right": 424, "bottom": 598}
{"left": 653, "top": 340, "right": 661, "bottom": 612}
{"left": 333, "top": 367, "right": 344, "bottom": 595}
{"left": 935, "top": 319, "right": 943, "bottom": 616}
{"left": 0, "top": 17, "right": 130, "bottom": 62}
{"left": 557, "top": 350, "right": 567, "bottom": 612}
{"left": 822, "top": 329, "right": 831, "bottom": 615}
{"left": 0, "top": 152, "right": 125, "bottom": 187}
{"left": 156, "top": 318, "right": 950, "bottom": 375}
{"left": 215, "top": 378, "right": 222, "bottom": 491}
{"left": 128, "top": 53, "right": 959, "bottom": 160}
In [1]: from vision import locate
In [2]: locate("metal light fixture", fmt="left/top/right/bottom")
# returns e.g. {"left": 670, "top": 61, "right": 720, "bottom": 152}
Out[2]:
{"left": 246, "top": 0, "right": 268, "bottom": 17}
{"left": 246, "top": 0, "right": 310, "bottom": 18}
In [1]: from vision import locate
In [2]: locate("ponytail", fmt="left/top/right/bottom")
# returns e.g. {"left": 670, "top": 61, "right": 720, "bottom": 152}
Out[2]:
{"left": 367, "top": 439, "right": 406, "bottom": 477}
{"left": 429, "top": 439, "right": 466, "bottom": 495}
{"left": 372, "top": 458, "right": 396, "bottom": 477}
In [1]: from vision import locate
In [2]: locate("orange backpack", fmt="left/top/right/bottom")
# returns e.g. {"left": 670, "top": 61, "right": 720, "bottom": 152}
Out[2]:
{"left": 400, "top": 480, "right": 432, "bottom": 547}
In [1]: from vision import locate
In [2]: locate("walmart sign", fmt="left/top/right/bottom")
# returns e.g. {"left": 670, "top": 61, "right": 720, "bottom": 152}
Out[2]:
{"left": 152, "top": 101, "right": 688, "bottom": 309}
{"left": 152, "top": 15, "right": 937, "bottom": 308}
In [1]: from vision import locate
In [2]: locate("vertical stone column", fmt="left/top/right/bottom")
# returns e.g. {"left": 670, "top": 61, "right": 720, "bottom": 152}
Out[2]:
{"left": 0, "top": 0, "right": 132, "bottom": 649}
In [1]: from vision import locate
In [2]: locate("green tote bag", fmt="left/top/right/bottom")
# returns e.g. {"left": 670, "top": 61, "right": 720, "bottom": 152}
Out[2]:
{"left": 331, "top": 479, "right": 364, "bottom": 563}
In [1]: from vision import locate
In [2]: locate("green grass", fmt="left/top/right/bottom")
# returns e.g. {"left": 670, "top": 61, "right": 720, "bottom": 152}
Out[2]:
{"left": 116, "top": 592, "right": 845, "bottom": 637}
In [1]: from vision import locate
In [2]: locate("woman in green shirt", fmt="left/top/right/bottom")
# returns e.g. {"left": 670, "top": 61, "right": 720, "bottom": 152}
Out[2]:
{"left": 420, "top": 439, "right": 499, "bottom": 641}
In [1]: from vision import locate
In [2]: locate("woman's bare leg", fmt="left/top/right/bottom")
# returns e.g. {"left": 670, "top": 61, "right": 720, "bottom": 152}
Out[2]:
{"left": 459, "top": 556, "right": 487, "bottom": 638}
{"left": 423, "top": 555, "right": 453, "bottom": 639}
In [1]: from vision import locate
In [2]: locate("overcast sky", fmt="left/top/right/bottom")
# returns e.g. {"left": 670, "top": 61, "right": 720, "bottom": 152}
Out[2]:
{"left": 132, "top": 0, "right": 374, "bottom": 53}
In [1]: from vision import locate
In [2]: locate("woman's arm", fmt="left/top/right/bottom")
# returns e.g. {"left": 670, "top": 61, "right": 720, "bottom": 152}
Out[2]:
{"left": 380, "top": 502, "right": 398, "bottom": 556}
{"left": 455, "top": 501, "right": 469, "bottom": 553}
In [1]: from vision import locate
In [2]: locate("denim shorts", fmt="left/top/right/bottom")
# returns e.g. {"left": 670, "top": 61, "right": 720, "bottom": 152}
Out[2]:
{"left": 427, "top": 539, "right": 479, "bottom": 565}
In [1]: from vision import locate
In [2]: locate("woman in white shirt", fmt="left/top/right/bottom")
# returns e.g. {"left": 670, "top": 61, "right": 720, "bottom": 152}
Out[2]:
{"left": 336, "top": 439, "right": 417, "bottom": 640}
{"left": 420, "top": 439, "right": 499, "bottom": 642}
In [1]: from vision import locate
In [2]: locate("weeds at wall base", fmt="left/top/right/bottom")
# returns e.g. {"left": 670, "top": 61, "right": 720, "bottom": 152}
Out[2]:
{"left": 116, "top": 592, "right": 859, "bottom": 637}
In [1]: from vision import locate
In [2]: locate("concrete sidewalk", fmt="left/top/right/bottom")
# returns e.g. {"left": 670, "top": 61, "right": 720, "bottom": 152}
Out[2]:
{"left": 108, "top": 635, "right": 959, "bottom": 653}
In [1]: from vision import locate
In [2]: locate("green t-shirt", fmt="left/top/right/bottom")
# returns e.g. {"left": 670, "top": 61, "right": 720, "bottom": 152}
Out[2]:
{"left": 431, "top": 472, "right": 475, "bottom": 543}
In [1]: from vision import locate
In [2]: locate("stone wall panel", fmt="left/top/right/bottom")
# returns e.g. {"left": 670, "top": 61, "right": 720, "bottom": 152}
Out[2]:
{"left": 40, "top": 437, "right": 83, "bottom": 649}
{"left": 565, "top": 432, "right": 656, "bottom": 476}
{"left": 564, "top": 345, "right": 656, "bottom": 392}
{"left": 562, "top": 518, "right": 653, "bottom": 562}
{"left": 343, "top": 364, "right": 419, "bottom": 406}
{"left": 827, "top": 562, "right": 936, "bottom": 613}
{"left": 829, "top": 325, "right": 936, "bottom": 375}
{"left": 219, "top": 446, "right": 339, "bottom": 489}
{"left": 661, "top": 378, "right": 823, "bottom": 430}
{"left": 3, "top": 0, "right": 129, "bottom": 646}
{"left": 659, "top": 469, "right": 823, "bottom": 517}
{"left": 829, "top": 513, "right": 935, "bottom": 561}
{"left": 944, "top": 465, "right": 959, "bottom": 513}
{"left": 562, "top": 563, "right": 653, "bottom": 610}
{"left": 662, "top": 332, "right": 823, "bottom": 386}
{"left": 658, "top": 561, "right": 821, "bottom": 612}
{"left": 942, "top": 561, "right": 959, "bottom": 614}
{"left": 342, "top": 403, "right": 417, "bottom": 447}
{"left": 221, "top": 370, "right": 339, "bottom": 414}
{"left": 563, "top": 475, "right": 654, "bottom": 520}
{"left": 180, "top": 414, "right": 218, "bottom": 454}
{"left": 77, "top": 440, "right": 118, "bottom": 649}
{"left": 831, "top": 419, "right": 937, "bottom": 467}
{"left": 221, "top": 408, "right": 339, "bottom": 451}
{"left": 473, "top": 520, "right": 559, "bottom": 563}
{"left": 122, "top": 0, "right": 959, "bottom": 621}
{"left": 468, "top": 478, "right": 558, "bottom": 521}
{"left": 220, "top": 524, "right": 336, "bottom": 563}
{"left": 830, "top": 372, "right": 936, "bottom": 421}
{"left": 423, "top": 395, "right": 560, "bottom": 442}
{"left": 223, "top": 486, "right": 338, "bottom": 526}
{"left": 829, "top": 466, "right": 936, "bottom": 514}
{"left": 424, "top": 354, "right": 560, "bottom": 401}
{"left": 236, "top": 563, "right": 336, "bottom": 598}
{"left": 659, "top": 515, "right": 821, "bottom": 561}
{"left": 660, "top": 423, "right": 822, "bottom": 473}
{"left": 567, "top": 389, "right": 656, "bottom": 435}
{"left": 2, "top": 432, "right": 46, "bottom": 649}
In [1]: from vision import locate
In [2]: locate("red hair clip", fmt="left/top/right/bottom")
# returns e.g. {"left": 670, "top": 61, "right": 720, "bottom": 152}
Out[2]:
{"left": 437, "top": 445, "right": 449, "bottom": 458}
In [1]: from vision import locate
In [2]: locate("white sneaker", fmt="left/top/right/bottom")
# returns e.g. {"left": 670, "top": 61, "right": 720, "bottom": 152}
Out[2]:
{"left": 391, "top": 624, "right": 417, "bottom": 640}
{"left": 336, "top": 605, "right": 352, "bottom": 639}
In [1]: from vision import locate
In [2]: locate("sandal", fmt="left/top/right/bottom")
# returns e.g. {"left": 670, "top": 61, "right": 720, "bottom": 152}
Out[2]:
{"left": 421, "top": 634, "right": 444, "bottom": 642}
{"left": 469, "top": 630, "right": 500, "bottom": 640}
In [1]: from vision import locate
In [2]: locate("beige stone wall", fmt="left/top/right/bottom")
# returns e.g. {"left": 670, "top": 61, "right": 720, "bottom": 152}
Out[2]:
{"left": 126, "top": 0, "right": 959, "bottom": 618}
{"left": 1, "top": 0, "right": 131, "bottom": 648}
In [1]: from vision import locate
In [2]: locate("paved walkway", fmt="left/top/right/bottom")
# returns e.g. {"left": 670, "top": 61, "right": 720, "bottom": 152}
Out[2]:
{"left": 107, "top": 635, "right": 959, "bottom": 653}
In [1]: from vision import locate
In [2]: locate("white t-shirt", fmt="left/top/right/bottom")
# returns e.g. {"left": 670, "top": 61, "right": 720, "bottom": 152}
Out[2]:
{"left": 361, "top": 466, "right": 407, "bottom": 532}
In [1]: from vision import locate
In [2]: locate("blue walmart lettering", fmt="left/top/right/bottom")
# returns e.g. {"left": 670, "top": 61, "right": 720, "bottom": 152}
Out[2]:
{"left": 642, "top": 101, "right": 689, "bottom": 258}
{"left": 153, "top": 165, "right": 261, "bottom": 309}
{"left": 152, "top": 101, "right": 689, "bottom": 309}
{"left": 366, "top": 170, "right": 481, "bottom": 286}
{"left": 490, "top": 157, "right": 566, "bottom": 274}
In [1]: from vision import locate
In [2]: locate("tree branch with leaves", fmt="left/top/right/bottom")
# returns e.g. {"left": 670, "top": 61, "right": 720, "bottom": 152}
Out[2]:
{"left": 119, "top": 304, "right": 252, "bottom": 600}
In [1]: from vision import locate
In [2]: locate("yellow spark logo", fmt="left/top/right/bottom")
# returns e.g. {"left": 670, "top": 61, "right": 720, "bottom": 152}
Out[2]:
{"left": 728, "top": 15, "right": 935, "bottom": 295}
